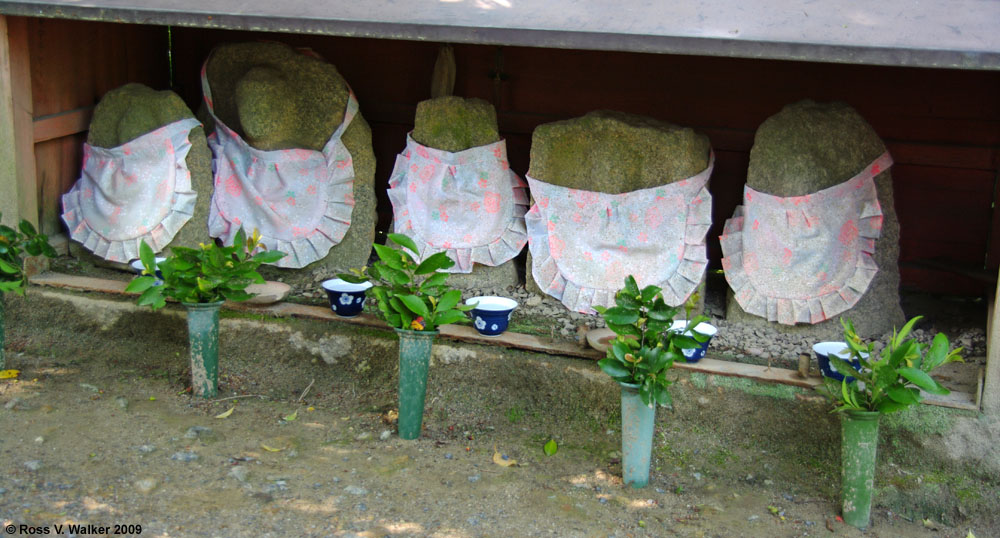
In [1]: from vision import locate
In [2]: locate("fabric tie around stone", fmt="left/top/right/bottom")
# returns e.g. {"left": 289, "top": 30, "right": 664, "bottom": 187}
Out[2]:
{"left": 203, "top": 60, "right": 359, "bottom": 269}
{"left": 61, "top": 118, "right": 201, "bottom": 263}
{"left": 386, "top": 136, "right": 528, "bottom": 273}
{"left": 719, "top": 152, "right": 891, "bottom": 325}
{"left": 525, "top": 154, "right": 714, "bottom": 313}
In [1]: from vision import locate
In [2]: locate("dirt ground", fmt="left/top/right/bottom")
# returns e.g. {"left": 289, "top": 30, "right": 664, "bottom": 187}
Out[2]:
{"left": 1, "top": 287, "right": 998, "bottom": 538}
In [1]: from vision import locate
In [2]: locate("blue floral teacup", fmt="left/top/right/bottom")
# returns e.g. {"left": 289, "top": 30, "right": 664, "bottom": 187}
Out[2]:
{"left": 465, "top": 296, "right": 518, "bottom": 337}
{"left": 321, "top": 278, "right": 373, "bottom": 318}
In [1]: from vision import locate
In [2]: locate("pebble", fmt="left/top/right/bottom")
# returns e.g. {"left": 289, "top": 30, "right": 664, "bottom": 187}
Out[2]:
{"left": 748, "top": 515, "right": 760, "bottom": 522}
{"left": 763, "top": 479, "right": 774, "bottom": 486}
{"left": 599, "top": 497, "right": 608, "bottom": 504}
{"left": 230, "top": 466, "right": 250, "bottom": 482}
{"left": 79, "top": 383, "right": 99, "bottom": 392}
{"left": 468, "top": 474, "right": 481, "bottom": 483}
{"left": 444, "top": 453, "right": 454, "bottom": 460}
{"left": 135, "top": 478, "right": 158, "bottom": 493}
{"left": 355, "top": 503, "right": 367, "bottom": 512}
{"left": 345, "top": 485, "right": 368, "bottom": 495}
{"left": 184, "top": 426, "right": 213, "bottom": 439}
{"left": 24, "top": 460, "right": 42, "bottom": 471}
{"left": 116, "top": 397, "right": 129, "bottom": 409}
{"left": 692, "top": 472, "right": 702, "bottom": 481}
{"left": 379, "top": 430, "right": 392, "bottom": 441}
{"left": 33, "top": 436, "right": 44, "bottom": 444}
{"left": 138, "top": 445, "right": 157, "bottom": 454}
{"left": 526, "top": 295, "right": 542, "bottom": 307}
{"left": 355, "top": 432, "right": 372, "bottom": 441}
{"left": 0, "top": 488, "right": 6, "bottom": 495}
{"left": 169, "top": 451, "right": 199, "bottom": 462}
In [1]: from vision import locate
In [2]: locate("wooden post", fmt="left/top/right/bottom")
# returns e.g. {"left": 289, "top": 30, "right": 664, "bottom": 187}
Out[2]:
{"left": 985, "top": 271, "right": 1000, "bottom": 414}
{"left": 0, "top": 15, "right": 37, "bottom": 228}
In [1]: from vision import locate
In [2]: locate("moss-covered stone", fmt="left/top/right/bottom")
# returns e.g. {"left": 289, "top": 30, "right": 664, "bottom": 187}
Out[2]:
{"left": 205, "top": 42, "right": 376, "bottom": 282}
{"left": 528, "top": 110, "right": 711, "bottom": 193}
{"left": 408, "top": 96, "right": 517, "bottom": 289}
{"left": 725, "top": 100, "right": 904, "bottom": 338}
{"left": 526, "top": 111, "right": 711, "bottom": 295}
{"left": 411, "top": 96, "right": 499, "bottom": 153}
{"left": 72, "top": 83, "right": 213, "bottom": 264}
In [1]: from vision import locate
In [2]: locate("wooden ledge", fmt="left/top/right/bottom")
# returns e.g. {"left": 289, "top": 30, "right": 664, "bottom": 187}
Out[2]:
{"left": 28, "top": 271, "right": 980, "bottom": 410}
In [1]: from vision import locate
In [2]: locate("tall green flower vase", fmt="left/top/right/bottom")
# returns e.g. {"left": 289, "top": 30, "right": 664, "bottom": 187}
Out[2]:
{"left": 841, "top": 409, "right": 880, "bottom": 529}
{"left": 0, "top": 294, "right": 6, "bottom": 370}
{"left": 395, "top": 328, "right": 437, "bottom": 440}
{"left": 621, "top": 382, "right": 655, "bottom": 488}
{"left": 184, "top": 301, "right": 224, "bottom": 399}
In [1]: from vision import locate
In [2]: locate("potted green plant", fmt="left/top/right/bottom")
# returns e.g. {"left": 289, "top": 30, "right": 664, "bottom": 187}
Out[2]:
{"left": 819, "top": 316, "right": 963, "bottom": 529}
{"left": 125, "top": 228, "right": 285, "bottom": 398}
{"left": 594, "top": 275, "right": 709, "bottom": 487}
{"left": 340, "top": 233, "right": 471, "bottom": 439}
{"left": 0, "top": 214, "right": 57, "bottom": 369}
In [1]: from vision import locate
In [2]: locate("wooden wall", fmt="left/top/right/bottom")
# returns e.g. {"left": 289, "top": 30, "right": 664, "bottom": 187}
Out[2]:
{"left": 20, "top": 20, "right": 1000, "bottom": 296}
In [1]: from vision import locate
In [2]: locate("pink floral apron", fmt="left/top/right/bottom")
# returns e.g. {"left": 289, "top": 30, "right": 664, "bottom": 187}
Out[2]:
{"left": 61, "top": 118, "right": 201, "bottom": 262}
{"left": 719, "top": 152, "right": 892, "bottom": 325}
{"left": 386, "top": 136, "right": 528, "bottom": 272}
{"left": 525, "top": 154, "right": 714, "bottom": 313}
{"left": 202, "top": 62, "right": 358, "bottom": 269}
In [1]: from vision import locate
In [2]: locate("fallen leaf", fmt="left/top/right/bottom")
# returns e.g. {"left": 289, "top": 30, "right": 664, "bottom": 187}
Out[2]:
{"left": 923, "top": 519, "right": 942, "bottom": 531}
{"left": 0, "top": 369, "right": 20, "bottom": 380}
{"left": 543, "top": 439, "right": 558, "bottom": 456}
{"left": 492, "top": 444, "right": 517, "bottom": 467}
{"left": 283, "top": 410, "right": 298, "bottom": 422}
{"left": 826, "top": 518, "right": 835, "bottom": 532}
{"left": 260, "top": 443, "right": 285, "bottom": 452}
{"left": 967, "top": 530, "right": 976, "bottom": 538}
{"left": 214, "top": 407, "right": 235, "bottom": 419}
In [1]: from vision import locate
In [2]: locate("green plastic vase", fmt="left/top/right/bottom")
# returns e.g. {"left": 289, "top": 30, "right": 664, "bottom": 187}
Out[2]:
{"left": 184, "top": 301, "right": 224, "bottom": 398}
{"left": 621, "top": 382, "right": 655, "bottom": 488}
{"left": 841, "top": 409, "right": 880, "bottom": 529}
{"left": 395, "top": 328, "right": 437, "bottom": 440}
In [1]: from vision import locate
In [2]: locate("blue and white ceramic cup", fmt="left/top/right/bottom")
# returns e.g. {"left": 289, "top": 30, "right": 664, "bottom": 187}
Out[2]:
{"left": 813, "top": 341, "right": 864, "bottom": 382}
{"left": 465, "top": 296, "right": 518, "bottom": 337}
{"left": 321, "top": 278, "right": 373, "bottom": 318}
{"left": 130, "top": 257, "right": 166, "bottom": 285}
{"left": 668, "top": 320, "right": 718, "bottom": 363}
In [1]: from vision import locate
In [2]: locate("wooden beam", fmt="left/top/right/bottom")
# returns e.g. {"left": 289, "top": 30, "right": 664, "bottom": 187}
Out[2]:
{"left": 32, "top": 106, "right": 93, "bottom": 143}
{"left": 26, "top": 270, "right": 980, "bottom": 411}
{"left": 0, "top": 15, "right": 37, "bottom": 227}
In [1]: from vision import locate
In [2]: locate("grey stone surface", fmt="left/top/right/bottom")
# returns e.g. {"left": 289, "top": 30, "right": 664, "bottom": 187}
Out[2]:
{"left": 525, "top": 111, "right": 711, "bottom": 297}
{"left": 725, "top": 100, "right": 905, "bottom": 338}
{"left": 409, "top": 96, "right": 518, "bottom": 290}
{"left": 205, "top": 42, "right": 375, "bottom": 285}
{"left": 71, "top": 83, "right": 213, "bottom": 265}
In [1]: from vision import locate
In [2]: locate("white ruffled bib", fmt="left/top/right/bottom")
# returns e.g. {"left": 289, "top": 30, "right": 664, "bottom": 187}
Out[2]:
{"left": 386, "top": 136, "right": 528, "bottom": 272}
{"left": 719, "top": 152, "right": 891, "bottom": 325}
{"left": 61, "top": 118, "right": 201, "bottom": 262}
{"left": 525, "top": 154, "right": 714, "bottom": 313}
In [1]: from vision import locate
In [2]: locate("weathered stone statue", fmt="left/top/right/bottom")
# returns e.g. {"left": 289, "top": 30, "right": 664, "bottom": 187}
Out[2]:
{"left": 202, "top": 41, "right": 376, "bottom": 283}
{"left": 722, "top": 100, "right": 904, "bottom": 338}
{"left": 65, "top": 83, "right": 212, "bottom": 264}
{"left": 387, "top": 95, "right": 523, "bottom": 291}
{"left": 526, "top": 111, "right": 713, "bottom": 312}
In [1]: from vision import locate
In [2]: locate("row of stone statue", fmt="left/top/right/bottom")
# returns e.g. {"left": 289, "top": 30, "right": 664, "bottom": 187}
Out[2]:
{"left": 62, "top": 41, "right": 903, "bottom": 335}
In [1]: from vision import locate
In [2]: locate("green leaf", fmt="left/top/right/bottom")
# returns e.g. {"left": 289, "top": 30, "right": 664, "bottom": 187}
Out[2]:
{"left": 136, "top": 287, "right": 166, "bottom": 310}
{"left": 0, "top": 279, "right": 24, "bottom": 292}
{"left": 651, "top": 383, "right": 673, "bottom": 408}
{"left": 828, "top": 356, "right": 861, "bottom": 381}
{"left": 252, "top": 250, "right": 285, "bottom": 264}
{"left": 892, "top": 315, "right": 923, "bottom": 349}
{"left": 399, "top": 294, "right": 430, "bottom": 318}
{"left": 543, "top": 439, "right": 558, "bottom": 456}
{"left": 373, "top": 243, "right": 404, "bottom": 270}
{"left": 623, "top": 275, "right": 640, "bottom": 298}
{"left": 125, "top": 275, "right": 157, "bottom": 294}
{"left": 431, "top": 309, "right": 468, "bottom": 326}
{"left": 387, "top": 233, "right": 420, "bottom": 255}
{"left": 607, "top": 322, "right": 641, "bottom": 338}
{"left": 614, "top": 292, "right": 640, "bottom": 310}
{"left": 420, "top": 272, "right": 448, "bottom": 291}
{"left": 877, "top": 400, "right": 910, "bottom": 414}
{"left": 886, "top": 386, "right": 921, "bottom": 405}
{"left": 0, "top": 258, "right": 19, "bottom": 274}
{"left": 921, "top": 333, "right": 951, "bottom": 372}
{"left": 17, "top": 219, "right": 37, "bottom": 236}
{"left": 612, "top": 340, "right": 629, "bottom": 362}
{"left": 897, "top": 367, "right": 950, "bottom": 395}
{"left": 415, "top": 252, "right": 455, "bottom": 274}
{"left": 598, "top": 357, "right": 631, "bottom": 379}
{"left": 639, "top": 284, "right": 661, "bottom": 303}
{"left": 603, "top": 306, "right": 639, "bottom": 325}
{"left": 435, "top": 289, "right": 462, "bottom": 313}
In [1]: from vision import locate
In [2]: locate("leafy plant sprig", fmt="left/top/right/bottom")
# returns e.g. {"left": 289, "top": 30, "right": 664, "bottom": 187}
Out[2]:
{"left": 594, "top": 275, "right": 710, "bottom": 407}
{"left": 821, "top": 316, "right": 963, "bottom": 413}
{"left": 0, "top": 214, "right": 57, "bottom": 295}
{"left": 125, "top": 228, "right": 285, "bottom": 309}
{"left": 339, "top": 233, "right": 472, "bottom": 332}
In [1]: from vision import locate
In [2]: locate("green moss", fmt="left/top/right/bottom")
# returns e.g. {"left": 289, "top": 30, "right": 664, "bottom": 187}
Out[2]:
{"left": 528, "top": 110, "right": 711, "bottom": 193}
{"left": 881, "top": 405, "right": 968, "bottom": 437}
{"left": 88, "top": 83, "right": 195, "bottom": 147}
{"left": 411, "top": 96, "right": 500, "bottom": 152}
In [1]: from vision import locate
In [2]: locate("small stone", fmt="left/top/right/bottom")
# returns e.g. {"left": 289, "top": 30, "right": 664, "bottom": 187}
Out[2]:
{"left": 33, "top": 436, "right": 44, "bottom": 444}
{"left": 24, "top": 460, "right": 42, "bottom": 472}
{"left": 170, "top": 451, "right": 199, "bottom": 462}
{"left": 763, "top": 479, "right": 774, "bottom": 486}
{"left": 355, "top": 503, "right": 367, "bottom": 512}
{"left": 692, "top": 472, "right": 702, "bottom": 481}
{"left": 526, "top": 295, "right": 542, "bottom": 307}
{"left": 599, "top": 497, "right": 608, "bottom": 504}
{"left": 185, "top": 426, "right": 213, "bottom": 439}
{"left": 0, "top": 488, "right": 7, "bottom": 495}
{"left": 138, "top": 445, "right": 157, "bottom": 454}
{"left": 696, "top": 396, "right": 710, "bottom": 406}
{"left": 79, "top": 383, "right": 100, "bottom": 392}
{"left": 745, "top": 474, "right": 754, "bottom": 481}
{"left": 230, "top": 466, "right": 250, "bottom": 483}
{"left": 467, "top": 516, "right": 480, "bottom": 526}
{"left": 748, "top": 515, "right": 760, "bottom": 522}
{"left": 468, "top": 474, "right": 481, "bottom": 483}
{"left": 116, "top": 397, "right": 129, "bottom": 409}
{"left": 379, "top": 430, "right": 392, "bottom": 441}
{"left": 135, "top": 478, "right": 158, "bottom": 493}
{"left": 444, "top": 453, "right": 454, "bottom": 460}
{"left": 345, "top": 485, "right": 368, "bottom": 495}
{"left": 355, "top": 432, "right": 372, "bottom": 441}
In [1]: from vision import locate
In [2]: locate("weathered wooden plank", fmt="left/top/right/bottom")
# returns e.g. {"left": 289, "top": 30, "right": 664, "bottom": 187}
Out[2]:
{"left": 32, "top": 106, "right": 92, "bottom": 143}
{"left": 30, "top": 271, "right": 129, "bottom": 293}
{"left": 0, "top": 15, "right": 37, "bottom": 227}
